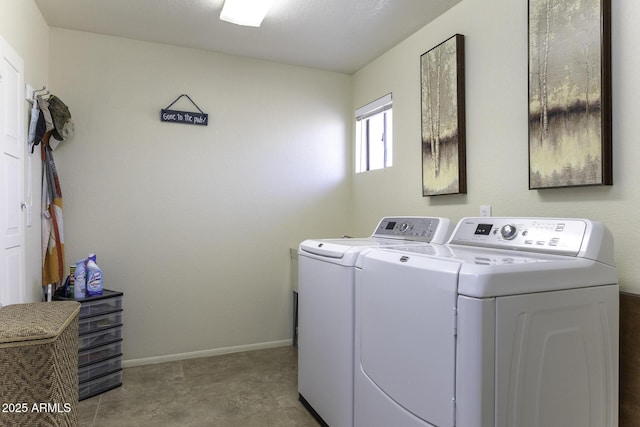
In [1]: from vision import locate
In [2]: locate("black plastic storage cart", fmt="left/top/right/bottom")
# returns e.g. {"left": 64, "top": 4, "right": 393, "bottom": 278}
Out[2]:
{"left": 54, "top": 289, "right": 124, "bottom": 400}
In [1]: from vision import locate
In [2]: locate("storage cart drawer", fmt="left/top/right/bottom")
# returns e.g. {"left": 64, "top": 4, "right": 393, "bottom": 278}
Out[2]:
{"left": 78, "top": 356, "right": 122, "bottom": 383}
{"left": 79, "top": 294, "right": 123, "bottom": 318}
{"left": 79, "top": 326, "right": 122, "bottom": 351}
{"left": 79, "top": 340, "right": 123, "bottom": 366}
{"left": 78, "top": 311, "right": 123, "bottom": 335}
{"left": 79, "top": 370, "right": 122, "bottom": 401}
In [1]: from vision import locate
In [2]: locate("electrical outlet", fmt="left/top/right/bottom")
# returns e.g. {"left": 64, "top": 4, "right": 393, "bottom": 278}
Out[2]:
{"left": 480, "top": 205, "right": 492, "bottom": 217}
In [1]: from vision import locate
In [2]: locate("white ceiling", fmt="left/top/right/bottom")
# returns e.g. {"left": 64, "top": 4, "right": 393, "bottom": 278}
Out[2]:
{"left": 34, "top": 0, "right": 461, "bottom": 74}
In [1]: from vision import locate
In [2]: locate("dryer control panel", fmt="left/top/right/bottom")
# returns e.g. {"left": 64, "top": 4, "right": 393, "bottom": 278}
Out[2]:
{"left": 372, "top": 217, "right": 452, "bottom": 244}
{"left": 449, "top": 217, "right": 593, "bottom": 256}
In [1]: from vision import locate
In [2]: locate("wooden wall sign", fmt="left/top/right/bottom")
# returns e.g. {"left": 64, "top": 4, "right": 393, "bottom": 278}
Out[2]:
{"left": 160, "top": 94, "right": 208, "bottom": 126}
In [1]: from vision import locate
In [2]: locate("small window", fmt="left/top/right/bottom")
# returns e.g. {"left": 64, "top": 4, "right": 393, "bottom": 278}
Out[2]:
{"left": 355, "top": 94, "right": 393, "bottom": 173}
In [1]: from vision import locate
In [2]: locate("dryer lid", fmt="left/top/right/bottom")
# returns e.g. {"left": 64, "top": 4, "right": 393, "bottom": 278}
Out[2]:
{"left": 299, "top": 238, "right": 434, "bottom": 264}
{"left": 299, "top": 238, "right": 373, "bottom": 259}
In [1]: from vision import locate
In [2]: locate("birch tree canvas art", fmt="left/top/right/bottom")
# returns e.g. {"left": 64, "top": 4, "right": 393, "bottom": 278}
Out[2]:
{"left": 421, "top": 34, "right": 466, "bottom": 196}
{"left": 528, "top": 0, "right": 611, "bottom": 189}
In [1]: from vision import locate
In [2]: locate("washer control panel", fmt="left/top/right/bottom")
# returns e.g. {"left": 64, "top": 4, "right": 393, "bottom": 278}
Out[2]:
{"left": 449, "top": 217, "right": 589, "bottom": 256}
{"left": 372, "top": 217, "right": 451, "bottom": 243}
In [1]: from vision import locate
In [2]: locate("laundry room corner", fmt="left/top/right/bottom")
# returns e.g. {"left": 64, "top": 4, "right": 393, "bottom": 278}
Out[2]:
{"left": 4, "top": 0, "right": 640, "bottom": 423}
{"left": 47, "top": 28, "right": 353, "bottom": 362}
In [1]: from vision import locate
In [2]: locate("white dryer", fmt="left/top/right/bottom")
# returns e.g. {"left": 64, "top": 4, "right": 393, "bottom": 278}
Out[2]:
{"left": 298, "top": 217, "right": 453, "bottom": 427}
{"left": 354, "top": 217, "right": 618, "bottom": 427}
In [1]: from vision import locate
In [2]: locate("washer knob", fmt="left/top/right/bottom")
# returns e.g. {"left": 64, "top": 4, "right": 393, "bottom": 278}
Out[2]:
{"left": 500, "top": 224, "right": 518, "bottom": 240}
{"left": 399, "top": 222, "right": 410, "bottom": 233}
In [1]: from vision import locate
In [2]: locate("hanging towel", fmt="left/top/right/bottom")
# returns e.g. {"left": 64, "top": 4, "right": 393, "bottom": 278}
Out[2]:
{"left": 37, "top": 97, "right": 55, "bottom": 133}
{"left": 27, "top": 101, "right": 39, "bottom": 145}
{"left": 41, "top": 132, "right": 65, "bottom": 288}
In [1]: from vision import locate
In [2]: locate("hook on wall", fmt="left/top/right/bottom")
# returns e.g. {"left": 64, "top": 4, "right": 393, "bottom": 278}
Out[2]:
{"left": 27, "top": 85, "right": 49, "bottom": 104}
{"left": 33, "top": 86, "right": 49, "bottom": 99}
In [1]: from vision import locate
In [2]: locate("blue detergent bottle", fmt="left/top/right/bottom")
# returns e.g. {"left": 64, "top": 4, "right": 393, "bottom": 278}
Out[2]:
{"left": 86, "top": 253, "right": 103, "bottom": 296}
{"left": 74, "top": 259, "right": 87, "bottom": 299}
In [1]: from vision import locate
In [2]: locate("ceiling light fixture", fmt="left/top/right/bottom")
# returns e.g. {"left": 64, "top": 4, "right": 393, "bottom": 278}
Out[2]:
{"left": 219, "top": 0, "right": 274, "bottom": 27}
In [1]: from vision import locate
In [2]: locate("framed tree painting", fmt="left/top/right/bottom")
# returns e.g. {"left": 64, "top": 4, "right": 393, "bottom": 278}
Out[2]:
{"left": 528, "top": 0, "right": 612, "bottom": 189}
{"left": 421, "top": 34, "right": 466, "bottom": 196}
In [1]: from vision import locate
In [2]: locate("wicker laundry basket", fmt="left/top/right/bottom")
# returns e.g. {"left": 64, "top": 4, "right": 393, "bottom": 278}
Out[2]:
{"left": 0, "top": 301, "right": 80, "bottom": 427}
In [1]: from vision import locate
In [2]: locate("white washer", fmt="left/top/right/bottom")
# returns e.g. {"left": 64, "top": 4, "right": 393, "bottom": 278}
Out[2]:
{"left": 298, "top": 217, "right": 453, "bottom": 427}
{"left": 354, "top": 217, "right": 618, "bottom": 427}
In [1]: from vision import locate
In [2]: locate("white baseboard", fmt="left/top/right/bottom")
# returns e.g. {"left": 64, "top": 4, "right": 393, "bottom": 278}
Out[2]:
{"left": 122, "top": 339, "right": 294, "bottom": 368}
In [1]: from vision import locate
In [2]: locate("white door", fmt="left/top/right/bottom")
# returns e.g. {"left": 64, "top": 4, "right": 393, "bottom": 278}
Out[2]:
{"left": 355, "top": 250, "right": 460, "bottom": 427}
{"left": 0, "top": 36, "right": 25, "bottom": 306}
{"left": 495, "top": 285, "right": 619, "bottom": 427}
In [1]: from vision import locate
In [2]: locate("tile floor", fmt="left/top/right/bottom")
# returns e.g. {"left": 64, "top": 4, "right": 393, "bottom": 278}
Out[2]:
{"left": 77, "top": 346, "right": 319, "bottom": 426}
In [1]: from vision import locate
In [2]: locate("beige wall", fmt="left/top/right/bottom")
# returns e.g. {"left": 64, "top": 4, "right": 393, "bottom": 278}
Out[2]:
{"left": 352, "top": 0, "right": 640, "bottom": 293}
{"left": 0, "top": 0, "right": 50, "bottom": 303}
{"left": 48, "top": 30, "right": 352, "bottom": 362}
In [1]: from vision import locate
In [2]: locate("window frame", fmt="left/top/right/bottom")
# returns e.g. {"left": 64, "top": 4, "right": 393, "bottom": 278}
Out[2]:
{"left": 355, "top": 94, "right": 393, "bottom": 173}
